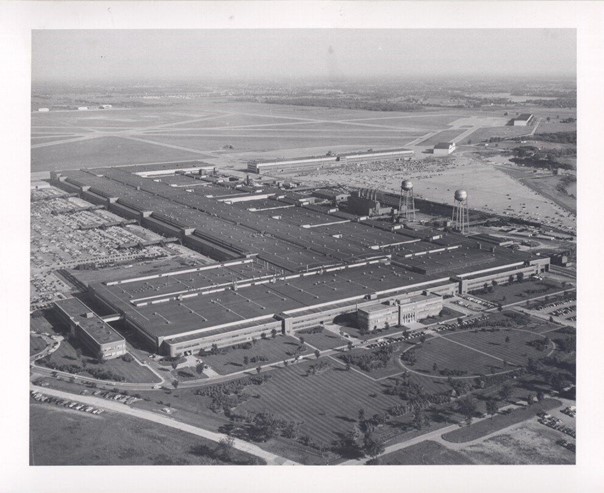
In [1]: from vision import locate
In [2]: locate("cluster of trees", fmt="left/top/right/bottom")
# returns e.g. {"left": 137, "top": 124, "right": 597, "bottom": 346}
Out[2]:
{"left": 242, "top": 355, "right": 269, "bottom": 365}
{"left": 195, "top": 374, "right": 273, "bottom": 414}
{"left": 306, "top": 360, "right": 331, "bottom": 376}
{"left": 332, "top": 409, "right": 388, "bottom": 460}
{"left": 510, "top": 145, "right": 574, "bottom": 171}
{"left": 264, "top": 97, "right": 423, "bottom": 113}
{"left": 340, "top": 346, "right": 393, "bottom": 372}
{"left": 527, "top": 337, "right": 551, "bottom": 352}
{"left": 223, "top": 411, "right": 310, "bottom": 447}
{"left": 189, "top": 436, "right": 262, "bottom": 465}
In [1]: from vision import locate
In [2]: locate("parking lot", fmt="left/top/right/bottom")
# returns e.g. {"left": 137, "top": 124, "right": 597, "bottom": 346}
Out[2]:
{"left": 31, "top": 390, "right": 105, "bottom": 415}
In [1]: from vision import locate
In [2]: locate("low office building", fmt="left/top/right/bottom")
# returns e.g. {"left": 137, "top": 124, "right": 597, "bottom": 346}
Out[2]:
{"left": 357, "top": 293, "right": 443, "bottom": 332}
{"left": 54, "top": 298, "right": 126, "bottom": 360}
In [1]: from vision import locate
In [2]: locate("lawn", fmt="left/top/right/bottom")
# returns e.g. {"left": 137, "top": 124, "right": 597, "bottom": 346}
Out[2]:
{"left": 296, "top": 327, "right": 349, "bottom": 350}
{"left": 201, "top": 335, "right": 312, "bottom": 375}
{"left": 37, "top": 336, "right": 161, "bottom": 384}
{"left": 418, "top": 306, "right": 465, "bottom": 325}
{"left": 234, "top": 360, "right": 402, "bottom": 446}
{"left": 470, "top": 279, "right": 565, "bottom": 304}
{"left": 29, "top": 402, "right": 263, "bottom": 465}
{"left": 376, "top": 440, "right": 472, "bottom": 465}
{"left": 30, "top": 335, "right": 47, "bottom": 356}
{"left": 403, "top": 320, "right": 556, "bottom": 378}
{"left": 441, "top": 398, "right": 561, "bottom": 443}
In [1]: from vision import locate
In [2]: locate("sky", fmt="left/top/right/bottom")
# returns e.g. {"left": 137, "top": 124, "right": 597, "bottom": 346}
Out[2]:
{"left": 32, "top": 29, "right": 576, "bottom": 83}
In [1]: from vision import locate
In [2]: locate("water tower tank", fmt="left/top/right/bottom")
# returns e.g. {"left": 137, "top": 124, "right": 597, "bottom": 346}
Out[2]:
{"left": 454, "top": 189, "right": 468, "bottom": 201}
{"left": 401, "top": 180, "right": 413, "bottom": 191}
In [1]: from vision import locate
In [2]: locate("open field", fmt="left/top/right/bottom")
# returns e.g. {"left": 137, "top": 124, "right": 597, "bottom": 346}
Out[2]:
{"left": 470, "top": 279, "right": 567, "bottom": 304}
{"left": 201, "top": 335, "right": 312, "bottom": 375}
{"left": 419, "top": 129, "right": 467, "bottom": 146}
{"left": 442, "top": 399, "right": 561, "bottom": 443}
{"left": 30, "top": 403, "right": 262, "bottom": 465}
{"left": 459, "top": 419, "right": 575, "bottom": 464}
{"left": 377, "top": 440, "right": 471, "bottom": 465}
{"left": 403, "top": 322, "right": 557, "bottom": 378}
{"left": 38, "top": 337, "right": 161, "bottom": 384}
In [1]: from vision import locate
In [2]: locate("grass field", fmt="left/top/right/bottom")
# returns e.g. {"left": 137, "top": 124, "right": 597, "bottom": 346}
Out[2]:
{"left": 442, "top": 399, "right": 561, "bottom": 444}
{"left": 201, "top": 335, "right": 312, "bottom": 375}
{"left": 419, "top": 129, "right": 467, "bottom": 146}
{"left": 31, "top": 136, "right": 207, "bottom": 171}
{"left": 377, "top": 440, "right": 471, "bottom": 465}
{"left": 296, "top": 328, "right": 348, "bottom": 350}
{"left": 30, "top": 335, "right": 47, "bottom": 356}
{"left": 38, "top": 337, "right": 161, "bottom": 384}
{"left": 234, "top": 361, "right": 402, "bottom": 446}
{"left": 459, "top": 419, "right": 575, "bottom": 465}
{"left": 30, "top": 403, "right": 263, "bottom": 465}
{"left": 471, "top": 279, "right": 565, "bottom": 304}
{"left": 403, "top": 322, "right": 556, "bottom": 378}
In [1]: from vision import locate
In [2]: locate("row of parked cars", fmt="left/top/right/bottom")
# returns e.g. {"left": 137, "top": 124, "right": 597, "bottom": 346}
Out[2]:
{"left": 533, "top": 299, "right": 573, "bottom": 312}
{"left": 86, "top": 389, "right": 139, "bottom": 405}
{"left": 556, "top": 439, "right": 576, "bottom": 453}
{"left": 461, "top": 294, "right": 497, "bottom": 309}
{"left": 537, "top": 412, "right": 576, "bottom": 438}
{"left": 434, "top": 314, "right": 489, "bottom": 333}
{"left": 561, "top": 406, "right": 576, "bottom": 418}
{"left": 31, "top": 391, "right": 104, "bottom": 415}
{"left": 550, "top": 305, "right": 576, "bottom": 318}
{"left": 366, "top": 331, "right": 424, "bottom": 349}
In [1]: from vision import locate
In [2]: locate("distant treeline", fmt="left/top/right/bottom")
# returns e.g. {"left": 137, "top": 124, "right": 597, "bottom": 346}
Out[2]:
{"left": 529, "top": 131, "right": 576, "bottom": 145}
{"left": 264, "top": 97, "right": 423, "bottom": 112}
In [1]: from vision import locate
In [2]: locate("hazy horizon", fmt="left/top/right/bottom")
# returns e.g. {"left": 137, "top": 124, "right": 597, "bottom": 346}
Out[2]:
{"left": 32, "top": 29, "right": 576, "bottom": 85}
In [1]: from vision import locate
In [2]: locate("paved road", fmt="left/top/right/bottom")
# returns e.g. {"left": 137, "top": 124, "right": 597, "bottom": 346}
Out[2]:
{"left": 30, "top": 384, "right": 298, "bottom": 465}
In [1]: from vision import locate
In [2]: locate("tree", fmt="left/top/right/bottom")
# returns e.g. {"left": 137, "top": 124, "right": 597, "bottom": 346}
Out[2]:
{"left": 432, "top": 363, "right": 438, "bottom": 372}
{"left": 260, "top": 332, "right": 267, "bottom": 340}
{"left": 516, "top": 272, "right": 525, "bottom": 283}
{"left": 486, "top": 399, "right": 498, "bottom": 418}
{"left": 283, "top": 360, "right": 288, "bottom": 367}
{"left": 363, "top": 432, "right": 385, "bottom": 459}
{"left": 211, "top": 343, "right": 219, "bottom": 355}
{"left": 536, "top": 391, "right": 545, "bottom": 401}
{"left": 256, "top": 366, "right": 262, "bottom": 374}
{"left": 345, "top": 362, "right": 351, "bottom": 371}
{"left": 347, "top": 341, "right": 353, "bottom": 351}
{"left": 314, "top": 349, "right": 320, "bottom": 359}
{"left": 497, "top": 303, "right": 503, "bottom": 312}
{"left": 243, "top": 356, "right": 249, "bottom": 365}
{"left": 499, "top": 383, "right": 512, "bottom": 401}
{"left": 505, "top": 336, "right": 510, "bottom": 343}
{"left": 358, "top": 408, "right": 366, "bottom": 422}
{"left": 299, "top": 336, "right": 305, "bottom": 345}
{"left": 458, "top": 396, "right": 477, "bottom": 422}
{"left": 218, "top": 436, "right": 235, "bottom": 459}
{"left": 172, "top": 380, "right": 179, "bottom": 389}
{"left": 271, "top": 328, "right": 277, "bottom": 339}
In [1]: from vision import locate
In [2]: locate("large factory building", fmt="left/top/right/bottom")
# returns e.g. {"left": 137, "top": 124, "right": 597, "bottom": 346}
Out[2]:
{"left": 52, "top": 163, "right": 550, "bottom": 357}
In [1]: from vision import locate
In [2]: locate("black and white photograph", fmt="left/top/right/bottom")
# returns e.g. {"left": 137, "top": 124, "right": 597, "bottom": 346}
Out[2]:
{"left": 2, "top": 1, "right": 604, "bottom": 492}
